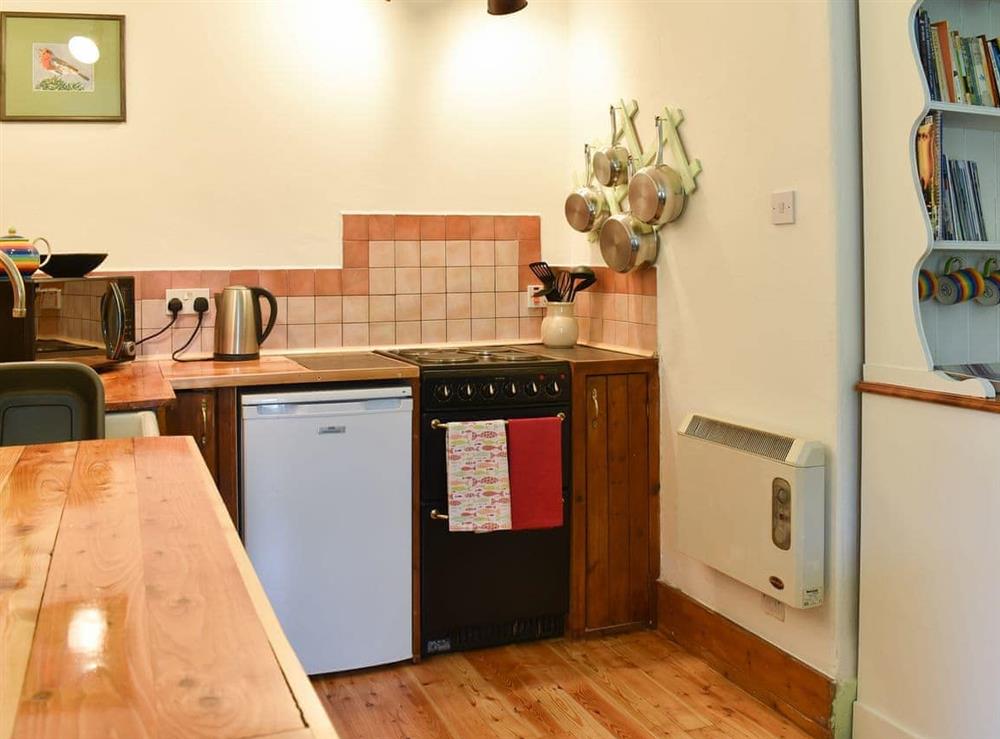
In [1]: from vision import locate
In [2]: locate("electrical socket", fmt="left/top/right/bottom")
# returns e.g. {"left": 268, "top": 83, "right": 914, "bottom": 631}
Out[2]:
{"left": 771, "top": 190, "right": 796, "bottom": 225}
{"left": 165, "top": 288, "right": 210, "bottom": 315}
{"left": 527, "top": 284, "right": 546, "bottom": 309}
{"left": 761, "top": 593, "right": 786, "bottom": 622}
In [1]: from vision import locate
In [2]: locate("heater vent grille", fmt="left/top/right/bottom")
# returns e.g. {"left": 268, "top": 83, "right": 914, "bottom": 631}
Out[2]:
{"left": 684, "top": 415, "right": 794, "bottom": 462}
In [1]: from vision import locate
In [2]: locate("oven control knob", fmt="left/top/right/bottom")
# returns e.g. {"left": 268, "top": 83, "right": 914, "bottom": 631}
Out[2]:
{"left": 524, "top": 381, "right": 539, "bottom": 397}
{"left": 459, "top": 382, "right": 476, "bottom": 400}
{"left": 482, "top": 382, "right": 497, "bottom": 399}
{"left": 504, "top": 381, "right": 518, "bottom": 397}
{"left": 433, "top": 383, "right": 453, "bottom": 402}
{"left": 123, "top": 341, "right": 136, "bottom": 358}
{"left": 545, "top": 379, "right": 561, "bottom": 396}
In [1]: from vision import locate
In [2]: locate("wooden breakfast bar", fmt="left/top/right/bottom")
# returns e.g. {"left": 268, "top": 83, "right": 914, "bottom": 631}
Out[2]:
{"left": 0, "top": 436, "right": 337, "bottom": 739}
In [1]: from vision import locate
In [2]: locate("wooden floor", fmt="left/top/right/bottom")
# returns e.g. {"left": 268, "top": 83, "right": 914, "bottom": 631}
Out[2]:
{"left": 313, "top": 629, "right": 812, "bottom": 738}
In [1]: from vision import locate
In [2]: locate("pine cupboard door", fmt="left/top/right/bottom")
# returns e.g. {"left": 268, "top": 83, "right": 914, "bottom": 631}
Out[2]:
{"left": 583, "top": 373, "right": 652, "bottom": 632}
{"left": 160, "top": 388, "right": 240, "bottom": 528}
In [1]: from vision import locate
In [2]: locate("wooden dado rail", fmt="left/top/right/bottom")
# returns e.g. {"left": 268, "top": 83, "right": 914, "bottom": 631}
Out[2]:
{"left": 857, "top": 381, "right": 1000, "bottom": 415}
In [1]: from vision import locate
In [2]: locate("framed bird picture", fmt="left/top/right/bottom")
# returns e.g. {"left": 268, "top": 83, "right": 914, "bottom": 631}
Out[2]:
{"left": 0, "top": 12, "right": 125, "bottom": 122}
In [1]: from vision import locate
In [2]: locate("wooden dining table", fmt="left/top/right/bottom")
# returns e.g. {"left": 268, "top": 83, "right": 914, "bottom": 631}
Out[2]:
{"left": 0, "top": 436, "right": 337, "bottom": 739}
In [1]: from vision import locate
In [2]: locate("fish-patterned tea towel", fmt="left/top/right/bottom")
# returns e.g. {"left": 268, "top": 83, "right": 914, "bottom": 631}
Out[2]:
{"left": 445, "top": 420, "right": 512, "bottom": 533}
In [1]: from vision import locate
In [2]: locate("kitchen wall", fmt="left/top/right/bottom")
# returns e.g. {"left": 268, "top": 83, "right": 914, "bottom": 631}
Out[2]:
{"left": 0, "top": 0, "right": 574, "bottom": 268}
{"left": 1, "top": 0, "right": 861, "bottom": 694}
{"left": 564, "top": 0, "right": 863, "bottom": 688}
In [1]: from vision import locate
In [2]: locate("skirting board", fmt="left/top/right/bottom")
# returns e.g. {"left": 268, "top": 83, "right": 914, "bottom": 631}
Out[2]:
{"left": 655, "top": 582, "right": 835, "bottom": 738}
{"left": 853, "top": 703, "right": 925, "bottom": 739}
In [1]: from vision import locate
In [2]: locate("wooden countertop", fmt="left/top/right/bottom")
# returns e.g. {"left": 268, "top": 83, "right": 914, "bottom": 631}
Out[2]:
{"left": 858, "top": 381, "right": 1000, "bottom": 415}
{"left": 101, "top": 353, "right": 418, "bottom": 411}
{"left": 100, "top": 345, "right": 648, "bottom": 412}
{"left": 0, "top": 436, "right": 337, "bottom": 739}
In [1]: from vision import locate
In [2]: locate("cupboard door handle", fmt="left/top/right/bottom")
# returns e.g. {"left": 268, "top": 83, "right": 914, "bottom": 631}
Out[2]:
{"left": 430, "top": 509, "right": 449, "bottom": 521}
{"left": 591, "top": 388, "right": 600, "bottom": 425}
{"left": 199, "top": 398, "right": 208, "bottom": 446}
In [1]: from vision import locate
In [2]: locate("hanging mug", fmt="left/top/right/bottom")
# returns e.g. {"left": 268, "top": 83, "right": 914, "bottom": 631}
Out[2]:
{"left": 918, "top": 268, "right": 938, "bottom": 302}
{"left": 936, "top": 257, "right": 986, "bottom": 305}
{"left": 976, "top": 257, "right": 1000, "bottom": 306}
{"left": 0, "top": 227, "right": 51, "bottom": 276}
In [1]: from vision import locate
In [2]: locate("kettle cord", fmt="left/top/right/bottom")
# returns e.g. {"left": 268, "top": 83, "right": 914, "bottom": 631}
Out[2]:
{"left": 171, "top": 313, "right": 207, "bottom": 363}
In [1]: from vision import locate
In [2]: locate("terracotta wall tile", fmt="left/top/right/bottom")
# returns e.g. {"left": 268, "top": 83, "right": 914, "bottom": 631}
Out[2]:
{"left": 395, "top": 267, "right": 420, "bottom": 294}
{"left": 395, "top": 215, "right": 420, "bottom": 239}
{"left": 496, "top": 292, "right": 519, "bottom": 318}
{"left": 518, "top": 239, "right": 541, "bottom": 266}
{"left": 496, "top": 317, "right": 519, "bottom": 340}
{"left": 471, "top": 241, "right": 495, "bottom": 266}
{"left": 370, "top": 295, "right": 395, "bottom": 322}
{"left": 446, "top": 267, "right": 471, "bottom": 292}
{"left": 316, "top": 296, "right": 343, "bottom": 323}
{"left": 422, "top": 320, "right": 446, "bottom": 343}
{"left": 446, "top": 293, "right": 471, "bottom": 319}
{"left": 230, "top": 269, "right": 260, "bottom": 288}
{"left": 343, "top": 296, "right": 369, "bottom": 323}
{"left": 420, "top": 241, "right": 446, "bottom": 267}
{"left": 396, "top": 321, "right": 421, "bottom": 344}
{"left": 202, "top": 270, "right": 230, "bottom": 293}
{"left": 342, "top": 268, "right": 369, "bottom": 295}
{"left": 288, "top": 324, "right": 315, "bottom": 350}
{"left": 641, "top": 267, "right": 657, "bottom": 296}
{"left": 287, "top": 296, "right": 315, "bottom": 324}
{"left": 369, "top": 214, "right": 395, "bottom": 240}
{"left": 395, "top": 294, "right": 421, "bottom": 321}
{"left": 288, "top": 270, "right": 315, "bottom": 296}
{"left": 471, "top": 318, "right": 496, "bottom": 341}
{"left": 517, "top": 265, "right": 534, "bottom": 290}
{"left": 260, "top": 269, "right": 289, "bottom": 296}
{"left": 171, "top": 270, "right": 201, "bottom": 288}
{"left": 495, "top": 241, "right": 518, "bottom": 266}
{"left": 517, "top": 215, "right": 541, "bottom": 239}
{"left": 316, "top": 323, "right": 342, "bottom": 348}
{"left": 445, "top": 241, "right": 470, "bottom": 266}
{"left": 421, "top": 294, "right": 446, "bottom": 320}
{"left": 496, "top": 266, "right": 518, "bottom": 293}
{"left": 470, "top": 266, "right": 494, "bottom": 292}
{"left": 343, "top": 240, "right": 369, "bottom": 268}
{"left": 370, "top": 322, "right": 395, "bottom": 345}
{"left": 420, "top": 215, "right": 446, "bottom": 239}
{"left": 369, "top": 267, "right": 395, "bottom": 295}
{"left": 469, "top": 216, "right": 495, "bottom": 239}
{"left": 395, "top": 241, "right": 420, "bottom": 267}
{"left": 343, "top": 214, "right": 369, "bottom": 240}
{"left": 315, "top": 269, "right": 342, "bottom": 295}
{"left": 447, "top": 319, "right": 471, "bottom": 342}
{"left": 140, "top": 270, "right": 171, "bottom": 300}
{"left": 421, "top": 267, "right": 446, "bottom": 294}
{"left": 369, "top": 241, "right": 395, "bottom": 268}
{"left": 445, "top": 215, "right": 471, "bottom": 239}
{"left": 343, "top": 323, "right": 369, "bottom": 346}
{"left": 495, "top": 216, "right": 519, "bottom": 239}
{"left": 471, "top": 292, "right": 495, "bottom": 318}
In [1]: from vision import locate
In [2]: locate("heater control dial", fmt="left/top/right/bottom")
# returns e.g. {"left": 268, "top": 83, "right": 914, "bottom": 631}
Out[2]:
{"left": 524, "top": 381, "right": 539, "bottom": 397}
{"left": 481, "top": 382, "right": 497, "bottom": 399}
{"left": 459, "top": 383, "right": 476, "bottom": 401}
{"left": 504, "top": 381, "right": 519, "bottom": 397}
{"left": 433, "top": 383, "right": 453, "bottom": 402}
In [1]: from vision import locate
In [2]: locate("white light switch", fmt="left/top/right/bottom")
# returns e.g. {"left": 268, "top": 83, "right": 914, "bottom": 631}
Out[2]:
{"left": 771, "top": 190, "right": 796, "bottom": 225}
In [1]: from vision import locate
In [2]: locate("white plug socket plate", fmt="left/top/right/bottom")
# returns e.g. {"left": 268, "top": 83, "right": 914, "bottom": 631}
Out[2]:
{"left": 527, "top": 284, "right": 546, "bottom": 309}
{"left": 165, "top": 288, "right": 211, "bottom": 316}
{"left": 771, "top": 190, "right": 796, "bottom": 225}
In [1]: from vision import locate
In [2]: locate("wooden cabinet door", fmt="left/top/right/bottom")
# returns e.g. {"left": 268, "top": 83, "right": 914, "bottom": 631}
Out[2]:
{"left": 583, "top": 373, "right": 651, "bottom": 632}
{"left": 160, "top": 388, "right": 240, "bottom": 529}
{"left": 163, "top": 390, "right": 217, "bottom": 475}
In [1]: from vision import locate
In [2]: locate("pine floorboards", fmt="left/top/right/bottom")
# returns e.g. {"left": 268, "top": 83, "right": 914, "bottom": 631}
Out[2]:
{"left": 312, "top": 630, "right": 812, "bottom": 738}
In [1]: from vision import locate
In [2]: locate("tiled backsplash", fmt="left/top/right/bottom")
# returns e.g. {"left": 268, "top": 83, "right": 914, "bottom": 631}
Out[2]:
{"left": 117, "top": 214, "right": 657, "bottom": 357}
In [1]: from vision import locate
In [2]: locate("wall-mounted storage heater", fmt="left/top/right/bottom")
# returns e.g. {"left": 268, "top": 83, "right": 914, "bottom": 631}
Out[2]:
{"left": 676, "top": 414, "right": 826, "bottom": 609}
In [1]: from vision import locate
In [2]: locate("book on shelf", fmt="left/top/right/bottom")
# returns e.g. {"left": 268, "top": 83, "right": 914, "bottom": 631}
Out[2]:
{"left": 916, "top": 111, "right": 988, "bottom": 241}
{"left": 917, "top": 10, "right": 1000, "bottom": 108}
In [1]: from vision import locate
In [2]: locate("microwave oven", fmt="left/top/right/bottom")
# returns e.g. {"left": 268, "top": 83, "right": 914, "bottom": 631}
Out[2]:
{"left": 0, "top": 275, "right": 137, "bottom": 370}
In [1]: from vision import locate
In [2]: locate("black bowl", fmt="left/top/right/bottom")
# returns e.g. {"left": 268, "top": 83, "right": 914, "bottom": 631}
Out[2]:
{"left": 39, "top": 253, "right": 108, "bottom": 278}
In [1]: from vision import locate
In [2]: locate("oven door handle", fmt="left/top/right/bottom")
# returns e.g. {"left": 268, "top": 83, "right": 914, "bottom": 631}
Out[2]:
{"left": 429, "top": 508, "right": 449, "bottom": 521}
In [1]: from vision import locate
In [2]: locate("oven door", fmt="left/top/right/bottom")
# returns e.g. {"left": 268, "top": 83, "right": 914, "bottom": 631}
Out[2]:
{"left": 420, "top": 405, "right": 571, "bottom": 656}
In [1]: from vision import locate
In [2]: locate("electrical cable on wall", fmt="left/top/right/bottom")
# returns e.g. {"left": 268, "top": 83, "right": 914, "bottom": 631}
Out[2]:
{"left": 137, "top": 297, "right": 183, "bottom": 345}
{"left": 171, "top": 297, "right": 211, "bottom": 363}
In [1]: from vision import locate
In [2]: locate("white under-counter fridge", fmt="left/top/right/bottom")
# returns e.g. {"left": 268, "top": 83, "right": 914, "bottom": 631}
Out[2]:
{"left": 241, "top": 385, "right": 413, "bottom": 675}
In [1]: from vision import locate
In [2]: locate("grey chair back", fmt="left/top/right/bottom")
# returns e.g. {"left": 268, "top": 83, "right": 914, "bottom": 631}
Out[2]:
{"left": 0, "top": 362, "right": 105, "bottom": 446}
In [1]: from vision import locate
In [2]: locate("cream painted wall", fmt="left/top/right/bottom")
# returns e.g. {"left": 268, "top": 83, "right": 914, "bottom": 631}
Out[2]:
{"left": 0, "top": 0, "right": 574, "bottom": 269}
{"left": 565, "top": 0, "right": 862, "bottom": 683}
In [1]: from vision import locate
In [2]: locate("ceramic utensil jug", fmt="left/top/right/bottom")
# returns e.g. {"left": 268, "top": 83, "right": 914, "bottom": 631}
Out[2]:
{"left": 214, "top": 285, "right": 278, "bottom": 361}
{"left": 0, "top": 227, "right": 51, "bottom": 276}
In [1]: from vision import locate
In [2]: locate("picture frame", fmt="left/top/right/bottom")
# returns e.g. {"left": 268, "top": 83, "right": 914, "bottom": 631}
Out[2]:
{"left": 0, "top": 12, "right": 125, "bottom": 122}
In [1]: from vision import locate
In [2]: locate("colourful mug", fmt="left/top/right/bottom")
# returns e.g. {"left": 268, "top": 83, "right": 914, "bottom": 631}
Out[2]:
{"left": 936, "top": 257, "right": 986, "bottom": 305}
{"left": 918, "top": 268, "right": 938, "bottom": 302}
{"left": 976, "top": 257, "right": 1000, "bottom": 307}
{"left": 0, "top": 227, "right": 50, "bottom": 276}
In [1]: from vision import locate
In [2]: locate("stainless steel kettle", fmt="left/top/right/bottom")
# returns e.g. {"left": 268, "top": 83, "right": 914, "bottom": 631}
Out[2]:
{"left": 214, "top": 285, "right": 278, "bottom": 361}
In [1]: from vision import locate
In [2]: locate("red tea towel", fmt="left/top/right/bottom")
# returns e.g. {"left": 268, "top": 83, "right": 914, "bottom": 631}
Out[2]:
{"left": 507, "top": 417, "right": 563, "bottom": 531}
